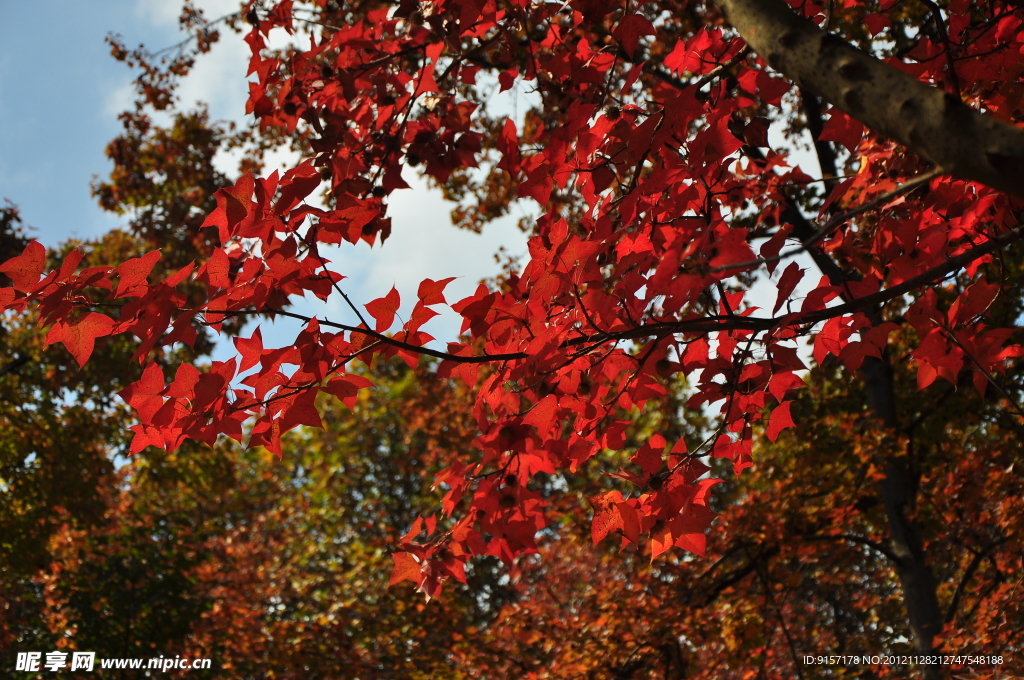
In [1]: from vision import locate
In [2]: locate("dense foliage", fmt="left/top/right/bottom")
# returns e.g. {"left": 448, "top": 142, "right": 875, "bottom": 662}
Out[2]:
{"left": 4, "top": 0, "right": 1024, "bottom": 676}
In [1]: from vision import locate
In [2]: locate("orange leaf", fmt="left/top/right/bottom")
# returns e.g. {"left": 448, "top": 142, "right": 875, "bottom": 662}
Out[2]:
{"left": 389, "top": 552, "right": 422, "bottom": 586}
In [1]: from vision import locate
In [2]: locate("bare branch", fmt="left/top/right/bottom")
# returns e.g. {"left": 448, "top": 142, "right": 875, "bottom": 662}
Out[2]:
{"left": 801, "top": 532, "right": 903, "bottom": 565}
{"left": 206, "top": 307, "right": 529, "bottom": 364}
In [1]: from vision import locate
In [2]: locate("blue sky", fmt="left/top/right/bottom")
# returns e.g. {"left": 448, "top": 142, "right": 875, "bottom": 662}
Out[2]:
{"left": 1, "top": 0, "right": 169, "bottom": 242}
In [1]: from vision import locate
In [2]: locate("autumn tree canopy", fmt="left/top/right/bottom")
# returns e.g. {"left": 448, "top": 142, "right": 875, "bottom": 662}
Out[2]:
{"left": 4, "top": 0, "right": 1024, "bottom": 673}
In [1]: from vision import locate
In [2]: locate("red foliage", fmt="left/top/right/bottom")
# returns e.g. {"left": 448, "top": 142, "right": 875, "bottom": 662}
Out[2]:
{"left": 4, "top": 0, "right": 1024, "bottom": 606}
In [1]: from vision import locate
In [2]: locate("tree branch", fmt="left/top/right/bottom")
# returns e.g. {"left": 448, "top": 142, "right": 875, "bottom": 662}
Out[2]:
{"left": 208, "top": 220, "right": 1024, "bottom": 365}
{"left": 742, "top": 144, "right": 853, "bottom": 289}
{"left": 919, "top": 0, "right": 961, "bottom": 97}
{"left": 801, "top": 532, "right": 903, "bottom": 565}
{"left": 716, "top": 0, "right": 1024, "bottom": 199}
{"left": 689, "top": 545, "right": 780, "bottom": 608}
{"left": 800, "top": 88, "right": 840, "bottom": 197}
{"left": 0, "top": 353, "right": 29, "bottom": 379}
{"left": 940, "top": 326, "right": 1024, "bottom": 419}
{"left": 564, "top": 219, "right": 1024, "bottom": 347}
{"left": 206, "top": 308, "right": 529, "bottom": 363}
{"left": 945, "top": 537, "right": 1010, "bottom": 623}
{"left": 647, "top": 46, "right": 750, "bottom": 93}
{"left": 711, "top": 167, "right": 945, "bottom": 274}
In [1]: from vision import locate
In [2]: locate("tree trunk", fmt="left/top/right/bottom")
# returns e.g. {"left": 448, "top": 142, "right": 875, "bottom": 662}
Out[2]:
{"left": 748, "top": 145, "right": 945, "bottom": 674}
{"left": 861, "top": 354, "right": 944, "bottom": 680}
{"left": 799, "top": 88, "right": 839, "bottom": 197}
{"left": 715, "top": 3, "right": 963, "bottom": 672}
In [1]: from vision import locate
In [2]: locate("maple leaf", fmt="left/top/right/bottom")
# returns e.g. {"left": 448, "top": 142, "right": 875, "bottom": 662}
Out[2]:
{"left": 126, "top": 424, "right": 167, "bottom": 455}
{"left": 523, "top": 394, "right": 559, "bottom": 438}
{"left": 202, "top": 173, "right": 256, "bottom": 244}
{"left": 631, "top": 434, "right": 666, "bottom": 476}
{"left": 766, "top": 401, "right": 795, "bottom": 442}
{"left": 589, "top": 492, "right": 625, "bottom": 545}
{"left": 12, "top": 0, "right": 1024, "bottom": 633}
{"left": 0, "top": 287, "right": 16, "bottom": 312}
{"left": 279, "top": 389, "right": 323, "bottom": 431}
{"left": 114, "top": 250, "right": 162, "bottom": 298}
{"left": 45, "top": 312, "right": 115, "bottom": 367}
{"left": 274, "top": 162, "right": 322, "bottom": 214}
{"left": 119, "top": 362, "right": 166, "bottom": 423}
{"left": 613, "top": 14, "right": 655, "bottom": 56}
{"left": 673, "top": 531, "right": 707, "bottom": 557}
{"left": 234, "top": 327, "right": 264, "bottom": 373}
{"left": 773, "top": 262, "right": 804, "bottom": 315}
{"left": 365, "top": 286, "right": 401, "bottom": 332}
{"left": 322, "top": 374, "right": 374, "bottom": 409}
{"left": 198, "top": 248, "right": 232, "bottom": 289}
{"left": 495, "top": 118, "right": 521, "bottom": 175}
{"left": 0, "top": 240, "right": 45, "bottom": 292}
{"left": 498, "top": 68, "right": 518, "bottom": 92}
{"left": 664, "top": 28, "right": 716, "bottom": 74}
{"left": 616, "top": 501, "right": 643, "bottom": 544}
{"left": 417, "top": 277, "right": 456, "bottom": 305}
{"left": 864, "top": 13, "right": 892, "bottom": 36}
{"left": 818, "top": 108, "right": 864, "bottom": 153}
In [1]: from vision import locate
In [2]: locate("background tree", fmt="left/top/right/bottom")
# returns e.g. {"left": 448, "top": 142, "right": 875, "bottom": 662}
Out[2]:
{"left": 456, "top": 351, "right": 1024, "bottom": 678}
{"left": 20, "top": 343, "right": 1023, "bottom": 678}
{"left": 31, "top": 359, "right": 518, "bottom": 678}
{"left": 0, "top": 20, "right": 244, "bottom": 650}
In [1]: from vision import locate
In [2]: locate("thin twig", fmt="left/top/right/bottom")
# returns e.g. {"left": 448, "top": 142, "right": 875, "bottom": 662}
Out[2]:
{"left": 648, "top": 46, "right": 751, "bottom": 93}
{"left": 297, "top": 231, "right": 372, "bottom": 329}
{"left": 940, "top": 326, "right": 1024, "bottom": 419}
{"left": 920, "top": 0, "right": 962, "bottom": 97}
{"left": 801, "top": 532, "right": 903, "bottom": 565}
{"left": 0, "top": 353, "right": 29, "bottom": 379}
{"left": 693, "top": 47, "right": 752, "bottom": 90}
{"left": 207, "top": 307, "right": 528, "bottom": 363}
{"left": 945, "top": 537, "right": 1009, "bottom": 623}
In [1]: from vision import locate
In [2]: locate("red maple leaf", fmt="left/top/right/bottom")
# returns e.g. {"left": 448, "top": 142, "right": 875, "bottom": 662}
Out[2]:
{"left": 766, "top": 401, "right": 795, "bottom": 442}
{"left": 614, "top": 14, "right": 656, "bottom": 56}
{"left": 417, "top": 277, "right": 456, "bottom": 305}
{"left": 114, "top": 250, "right": 162, "bottom": 298}
{"left": 389, "top": 552, "right": 423, "bottom": 586}
{"left": 365, "top": 286, "right": 401, "bottom": 332}
{"left": 0, "top": 240, "right": 45, "bottom": 292}
{"left": 45, "top": 312, "right": 115, "bottom": 367}
{"left": 234, "top": 327, "right": 264, "bottom": 373}
{"left": 819, "top": 109, "right": 865, "bottom": 153}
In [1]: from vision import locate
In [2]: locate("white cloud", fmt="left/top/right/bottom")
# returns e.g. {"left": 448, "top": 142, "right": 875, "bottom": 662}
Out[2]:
{"left": 173, "top": 37, "right": 250, "bottom": 123}
{"left": 103, "top": 81, "right": 136, "bottom": 119}
{"left": 133, "top": 0, "right": 182, "bottom": 27}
